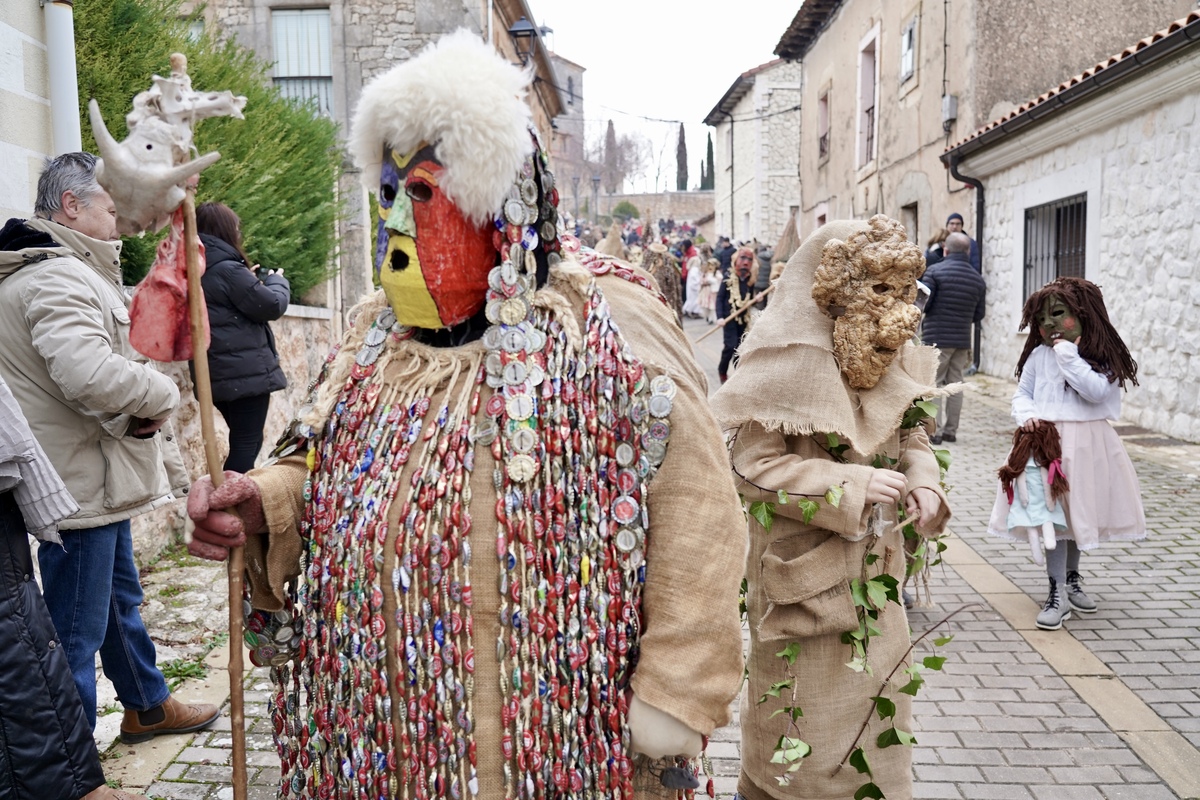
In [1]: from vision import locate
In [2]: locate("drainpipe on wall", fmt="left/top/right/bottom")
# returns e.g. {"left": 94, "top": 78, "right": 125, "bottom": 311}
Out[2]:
{"left": 948, "top": 152, "right": 985, "bottom": 370}
{"left": 43, "top": 0, "right": 82, "bottom": 156}
{"left": 725, "top": 110, "right": 734, "bottom": 240}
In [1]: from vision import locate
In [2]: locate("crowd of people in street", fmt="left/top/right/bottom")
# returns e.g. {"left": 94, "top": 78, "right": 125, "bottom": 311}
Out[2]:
{"left": 0, "top": 29, "right": 1149, "bottom": 800}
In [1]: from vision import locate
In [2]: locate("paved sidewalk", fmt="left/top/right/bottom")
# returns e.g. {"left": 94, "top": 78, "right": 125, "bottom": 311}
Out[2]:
{"left": 100, "top": 316, "right": 1200, "bottom": 799}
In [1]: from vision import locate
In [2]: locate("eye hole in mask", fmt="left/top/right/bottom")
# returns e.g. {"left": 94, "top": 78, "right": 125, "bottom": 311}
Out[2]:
{"left": 406, "top": 180, "right": 433, "bottom": 203}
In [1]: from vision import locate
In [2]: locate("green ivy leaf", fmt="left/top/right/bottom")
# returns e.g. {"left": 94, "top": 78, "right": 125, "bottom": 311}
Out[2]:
{"left": 854, "top": 782, "right": 885, "bottom": 800}
{"left": 934, "top": 448, "right": 952, "bottom": 474}
{"left": 900, "top": 399, "right": 938, "bottom": 429}
{"left": 849, "top": 747, "right": 872, "bottom": 776}
{"left": 776, "top": 642, "right": 802, "bottom": 667}
{"left": 759, "top": 679, "right": 794, "bottom": 704}
{"left": 866, "top": 580, "right": 889, "bottom": 610}
{"left": 898, "top": 676, "right": 924, "bottom": 696}
{"left": 923, "top": 655, "right": 947, "bottom": 671}
{"left": 748, "top": 501, "right": 775, "bottom": 533}
{"left": 871, "top": 695, "right": 897, "bottom": 720}
{"left": 825, "top": 485, "right": 844, "bottom": 508}
{"left": 798, "top": 499, "right": 820, "bottom": 525}
{"left": 777, "top": 489, "right": 789, "bottom": 505}
{"left": 849, "top": 580, "right": 868, "bottom": 608}
{"left": 865, "top": 552, "right": 880, "bottom": 565}
{"left": 933, "top": 634, "right": 955, "bottom": 647}
{"left": 876, "top": 726, "right": 916, "bottom": 748}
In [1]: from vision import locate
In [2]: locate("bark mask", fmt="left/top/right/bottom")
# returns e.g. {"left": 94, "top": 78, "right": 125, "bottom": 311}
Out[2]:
{"left": 812, "top": 216, "right": 925, "bottom": 390}
{"left": 375, "top": 144, "right": 496, "bottom": 329}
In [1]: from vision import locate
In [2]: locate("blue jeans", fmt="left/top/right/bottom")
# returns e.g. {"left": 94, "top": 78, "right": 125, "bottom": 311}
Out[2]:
{"left": 38, "top": 521, "right": 169, "bottom": 729}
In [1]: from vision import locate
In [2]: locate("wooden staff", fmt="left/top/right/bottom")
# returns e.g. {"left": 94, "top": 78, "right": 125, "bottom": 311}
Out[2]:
{"left": 183, "top": 191, "right": 248, "bottom": 800}
{"left": 691, "top": 283, "right": 777, "bottom": 343}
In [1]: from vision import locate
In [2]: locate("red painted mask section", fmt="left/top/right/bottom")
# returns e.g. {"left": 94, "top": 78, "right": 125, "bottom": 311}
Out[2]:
{"left": 407, "top": 158, "right": 495, "bottom": 326}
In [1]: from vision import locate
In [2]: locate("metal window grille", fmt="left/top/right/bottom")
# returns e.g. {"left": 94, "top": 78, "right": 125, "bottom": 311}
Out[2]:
{"left": 1023, "top": 193, "right": 1087, "bottom": 297}
{"left": 863, "top": 105, "right": 875, "bottom": 163}
{"left": 272, "top": 9, "right": 333, "bottom": 116}
{"left": 900, "top": 21, "right": 916, "bottom": 82}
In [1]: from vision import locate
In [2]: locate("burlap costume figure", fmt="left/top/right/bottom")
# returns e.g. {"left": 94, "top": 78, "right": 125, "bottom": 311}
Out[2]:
{"left": 186, "top": 31, "right": 744, "bottom": 800}
{"left": 711, "top": 218, "right": 951, "bottom": 800}
{"left": 641, "top": 243, "right": 683, "bottom": 327}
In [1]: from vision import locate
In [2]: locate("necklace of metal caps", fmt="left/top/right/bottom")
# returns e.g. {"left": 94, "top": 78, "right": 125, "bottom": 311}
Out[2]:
{"left": 257, "top": 149, "right": 705, "bottom": 800}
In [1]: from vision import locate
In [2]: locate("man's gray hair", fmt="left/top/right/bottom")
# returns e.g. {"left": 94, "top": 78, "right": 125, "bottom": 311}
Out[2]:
{"left": 34, "top": 152, "right": 102, "bottom": 219}
{"left": 944, "top": 231, "right": 972, "bottom": 255}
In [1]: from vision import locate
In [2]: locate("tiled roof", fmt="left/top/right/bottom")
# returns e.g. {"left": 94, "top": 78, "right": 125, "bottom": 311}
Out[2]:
{"left": 943, "top": 12, "right": 1200, "bottom": 161}
{"left": 774, "top": 0, "right": 845, "bottom": 61}
{"left": 702, "top": 59, "right": 784, "bottom": 125}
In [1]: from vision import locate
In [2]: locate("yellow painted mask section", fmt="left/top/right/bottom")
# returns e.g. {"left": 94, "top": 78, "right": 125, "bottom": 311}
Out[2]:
{"left": 379, "top": 235, "right": 443, "bottom": 329}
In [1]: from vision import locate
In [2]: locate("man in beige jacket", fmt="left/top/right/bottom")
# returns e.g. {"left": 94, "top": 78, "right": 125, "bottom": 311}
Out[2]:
{"left": 0, "top": 152, "right": 218, "bottom": 742}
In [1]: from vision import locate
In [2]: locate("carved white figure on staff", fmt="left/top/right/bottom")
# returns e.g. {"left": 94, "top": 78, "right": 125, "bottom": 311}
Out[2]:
{"left": 89, "top": 53, "right": 246, "bottom": 236}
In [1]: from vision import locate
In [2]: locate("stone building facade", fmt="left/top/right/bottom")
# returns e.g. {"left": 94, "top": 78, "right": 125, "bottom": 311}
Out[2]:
{"left": 703, "top": 59, "right": 802, "bottom": 246}
{"left": 944, "top": 13, "right": 1200, "bottom": 441}
{"left": 773, "top": 0, "right": 1193, "bottom": 249}
{"left": 184, "top": 0, "right": 563, "bottom": 321}
{"left": 548, "top": 53, "right": 588, "bottom": 224}
{"left": 0, "top": 3, "right": 54, "bottom": 221}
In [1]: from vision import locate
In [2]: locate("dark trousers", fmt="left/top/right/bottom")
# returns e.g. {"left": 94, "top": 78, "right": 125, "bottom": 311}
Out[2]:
{"left": 215, "top": 393, "right": 272, "bottom": 473}
{"left": 0, "top": 492, "right": 105, "bottom": 800}
{"left": 718, "top": 319, "right": 746, "bottom": 378}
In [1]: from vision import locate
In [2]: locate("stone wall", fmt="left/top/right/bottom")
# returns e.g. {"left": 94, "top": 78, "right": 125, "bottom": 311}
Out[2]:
{"left": 973, "top": 68, "right": 1200, "bottom": 440}
{"left": 130, "top": 305, "right": 338, "bottom": 563}
{"left": 598, "top": 190, "right": 714, "bottom": 226}
{"left": 973, "top": 0, "right": 1193, "bottom": 127}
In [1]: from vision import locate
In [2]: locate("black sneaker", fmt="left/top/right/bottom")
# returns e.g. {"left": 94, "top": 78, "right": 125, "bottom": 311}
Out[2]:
{"left": 941, "top": 433, "right": 956, "bottom": 442}
{"left": 929, "top": 434, "right": 943, "bottom": 445}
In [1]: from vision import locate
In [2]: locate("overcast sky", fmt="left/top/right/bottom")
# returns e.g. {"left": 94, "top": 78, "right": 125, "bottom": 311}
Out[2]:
{"left": 528, "top": 0, "right": 800, "bottom": 193}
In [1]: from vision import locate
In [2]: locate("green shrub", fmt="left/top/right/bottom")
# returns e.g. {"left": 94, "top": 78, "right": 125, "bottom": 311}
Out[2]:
{"left": 611, "top": 200, "right": 639, "bottom": 222}
{"left": 74, "top": 0, "right": 343, "bottom": 299}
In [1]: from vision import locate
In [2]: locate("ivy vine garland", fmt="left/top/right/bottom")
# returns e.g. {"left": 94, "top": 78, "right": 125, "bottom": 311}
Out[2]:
{"left": 736, "top": 399, "right": 965, "bottom": 798}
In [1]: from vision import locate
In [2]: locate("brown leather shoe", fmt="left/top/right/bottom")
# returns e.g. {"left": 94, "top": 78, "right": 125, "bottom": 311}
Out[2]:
{"left": 119, "top": 694, "right": 220, "bottom": 744}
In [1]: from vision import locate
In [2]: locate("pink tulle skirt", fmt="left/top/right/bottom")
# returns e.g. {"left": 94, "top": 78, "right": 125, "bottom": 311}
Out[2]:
{"left": 989, "top": 419, "right": 1146, "bottom": 550}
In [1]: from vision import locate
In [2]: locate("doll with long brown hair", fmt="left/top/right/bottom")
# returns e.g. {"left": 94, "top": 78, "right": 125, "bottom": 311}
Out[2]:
{"left": 998, "top": 420, "right": 1070, "bottom": 566}
{"left": 988, "top": 277, "right": 1145, "bottom": 631}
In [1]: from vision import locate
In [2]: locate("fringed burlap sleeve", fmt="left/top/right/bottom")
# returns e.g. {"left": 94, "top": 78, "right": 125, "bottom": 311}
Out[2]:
{"left": 898, "top": 427, "right": 952, "bottom": 535}
{"left": 631, "top": 372, "right": 747, "bottom": 735}
{"left": 731, "top": 421, "right": 876, "bottom": 541}
{"left": 244, "top": 453, "right": 309, "bottom": 611}
{"left": 597, "top": 270, "right": 747, "bottom": 737}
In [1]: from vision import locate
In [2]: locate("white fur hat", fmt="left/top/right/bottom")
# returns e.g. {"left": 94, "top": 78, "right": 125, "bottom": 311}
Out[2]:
{"left": 349, "top": 29, "right": 534, "bottom": 226}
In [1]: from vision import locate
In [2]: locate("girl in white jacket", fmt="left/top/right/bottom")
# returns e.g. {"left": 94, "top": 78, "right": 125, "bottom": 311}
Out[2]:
{"left": 988, "top": 277, "right": 1145, "bottom": 630}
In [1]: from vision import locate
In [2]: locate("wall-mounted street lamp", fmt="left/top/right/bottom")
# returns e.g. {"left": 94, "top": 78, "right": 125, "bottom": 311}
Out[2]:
{"left": 507, "top": 17, "right": 538, "bottom": 66}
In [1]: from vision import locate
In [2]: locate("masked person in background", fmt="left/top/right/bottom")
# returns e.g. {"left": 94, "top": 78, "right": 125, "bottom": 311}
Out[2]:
{"left": 715, "top": 245, "right": 757, "bottom": 384}
{"left": 712, "top": 216, "right": 952, "bottom": 800}
{"left": 185, "top": 30, "right": 746, "bottom": 800}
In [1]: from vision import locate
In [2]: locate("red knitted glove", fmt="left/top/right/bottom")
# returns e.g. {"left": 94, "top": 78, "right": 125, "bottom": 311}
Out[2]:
{"left": 186, "top": 471, "right": 265, "bottom": 560}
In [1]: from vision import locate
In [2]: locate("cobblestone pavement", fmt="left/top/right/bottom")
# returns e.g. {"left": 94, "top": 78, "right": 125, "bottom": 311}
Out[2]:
{"left": 103, "top": 315, "right": 1200, "bottom": 799}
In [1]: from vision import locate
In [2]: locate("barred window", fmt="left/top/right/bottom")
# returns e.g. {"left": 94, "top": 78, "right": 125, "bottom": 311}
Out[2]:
{"left": 272, "top": 9, "right": 333, "bottom": 116}
{"left": 1024, "top": 194, "right": 1086, "bottom": 297}
{"left": 899, "top": 18, "right": 917, "bottom": 83}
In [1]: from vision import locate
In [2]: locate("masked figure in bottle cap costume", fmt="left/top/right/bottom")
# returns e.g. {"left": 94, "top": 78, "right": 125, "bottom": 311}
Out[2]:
{"left": 186, "top": 30, "right": 745, "bottom": 800}
{"left": 711, "top": 216, "right": 953, "bottom": 800}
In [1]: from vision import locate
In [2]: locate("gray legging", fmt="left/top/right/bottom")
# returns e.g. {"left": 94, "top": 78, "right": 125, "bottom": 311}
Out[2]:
{"left": 1045, "top": 538, "right": 1083, "bottom": 586}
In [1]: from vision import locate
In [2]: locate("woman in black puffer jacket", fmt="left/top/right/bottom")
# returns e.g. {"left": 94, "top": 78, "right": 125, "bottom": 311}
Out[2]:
{"left": 195, "top": 203, "right": 290, "bottom": 473}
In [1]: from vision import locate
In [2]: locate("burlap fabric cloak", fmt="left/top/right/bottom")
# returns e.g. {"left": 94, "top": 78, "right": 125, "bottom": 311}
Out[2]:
{"left": 711, "top": 220, "right": 952, "bottom": 800}
{"left": 242, "top": 258, "right": 746, "bottom": 799}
